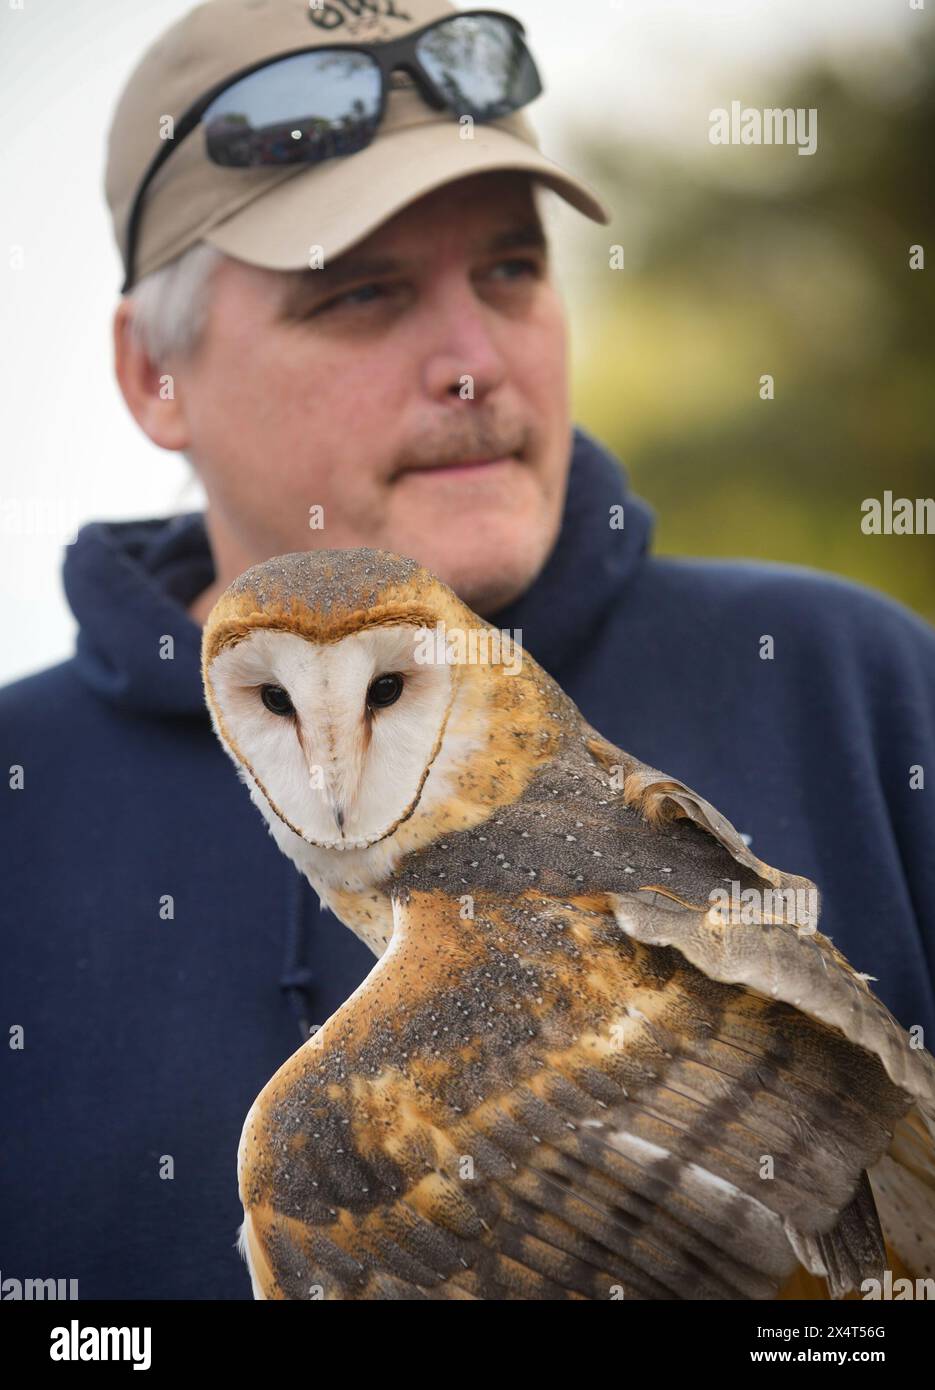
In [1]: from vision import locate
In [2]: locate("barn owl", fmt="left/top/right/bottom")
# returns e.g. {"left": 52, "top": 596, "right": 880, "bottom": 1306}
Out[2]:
{"left": 202, "top": 548, "right": 935, "bottom": 1301}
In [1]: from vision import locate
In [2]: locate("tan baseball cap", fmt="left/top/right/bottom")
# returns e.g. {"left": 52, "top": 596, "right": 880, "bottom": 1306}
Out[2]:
{"left": 105, "top": 0, "right": 611, "bottom": 293}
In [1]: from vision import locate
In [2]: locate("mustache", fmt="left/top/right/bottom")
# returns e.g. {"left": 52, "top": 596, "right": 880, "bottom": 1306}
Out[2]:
{"left": 392, "top": 421, "right": 529, "bottom": 474}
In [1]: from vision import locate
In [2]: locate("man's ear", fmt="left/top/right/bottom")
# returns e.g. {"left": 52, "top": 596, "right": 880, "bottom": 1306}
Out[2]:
{"left": 112, "top": 299, "right": 191, "bottom": 451}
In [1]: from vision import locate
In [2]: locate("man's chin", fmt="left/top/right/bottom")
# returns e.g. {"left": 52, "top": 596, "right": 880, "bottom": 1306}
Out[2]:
{"left": 396, "top": 520, "right": 557, "bottom": 616}
{"left": 384, "top": 463, "right": 560, "bottom": 598}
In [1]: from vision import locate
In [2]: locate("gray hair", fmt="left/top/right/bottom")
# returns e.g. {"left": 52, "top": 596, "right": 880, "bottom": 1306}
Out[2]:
{"left": 126, "top": 241, "right": 226, "bottom": 366}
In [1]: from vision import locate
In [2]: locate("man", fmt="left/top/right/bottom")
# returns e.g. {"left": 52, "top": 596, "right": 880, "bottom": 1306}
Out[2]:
{"left": 2, "top": 0, "right": 934, "bottom": 1301}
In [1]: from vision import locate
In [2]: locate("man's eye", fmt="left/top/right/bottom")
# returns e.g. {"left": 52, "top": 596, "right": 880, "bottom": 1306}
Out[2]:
{"left": 320, "top": 282, "right": 391, "bottom": 313}
{"left": 306, "top": 261, "right": 540, "bottom": 318}
{"left": 490, "top": 257, "right": 542, "bottom": 282}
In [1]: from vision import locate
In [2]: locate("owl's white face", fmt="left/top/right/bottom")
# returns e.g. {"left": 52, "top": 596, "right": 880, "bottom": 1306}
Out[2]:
{"left": 207, "top": 623, "right": 456, "bottom": 853}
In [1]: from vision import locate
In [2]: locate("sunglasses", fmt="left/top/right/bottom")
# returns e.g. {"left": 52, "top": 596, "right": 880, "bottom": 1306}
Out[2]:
{"left": 121, "top": 8, "right": 542, "bottom": 292}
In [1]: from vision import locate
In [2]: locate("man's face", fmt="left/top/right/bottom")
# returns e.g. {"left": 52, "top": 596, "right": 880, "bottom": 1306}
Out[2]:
{"left": 169, "top": 171, "right": 572, "bottom": 616}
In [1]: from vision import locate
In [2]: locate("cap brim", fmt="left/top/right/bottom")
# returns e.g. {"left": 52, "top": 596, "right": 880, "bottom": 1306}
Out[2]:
{"left": 202, "top": 119, "right": 611, "bottom": 273}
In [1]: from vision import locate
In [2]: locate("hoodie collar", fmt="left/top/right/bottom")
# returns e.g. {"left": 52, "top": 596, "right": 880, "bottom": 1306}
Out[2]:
{"left": 63, "top": 426, "right": 653, "bottom": 717}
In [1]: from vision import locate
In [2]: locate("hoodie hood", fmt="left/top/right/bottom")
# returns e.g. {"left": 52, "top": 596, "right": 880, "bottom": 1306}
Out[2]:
{"left": 63, "top": 426, "right": 654, "bottom": 717}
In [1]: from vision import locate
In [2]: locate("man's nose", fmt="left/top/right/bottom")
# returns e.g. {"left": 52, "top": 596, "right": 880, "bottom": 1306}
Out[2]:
{"left": 420, "top": 280, "right": 508, "bottom": 402}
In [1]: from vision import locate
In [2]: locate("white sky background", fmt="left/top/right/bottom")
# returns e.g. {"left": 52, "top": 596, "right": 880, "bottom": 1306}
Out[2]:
{"left": 0, "top": 0, "right": 922, "bottom": 684}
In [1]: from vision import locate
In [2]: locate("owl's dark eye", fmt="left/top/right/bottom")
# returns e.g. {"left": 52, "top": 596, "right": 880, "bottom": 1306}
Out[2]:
{"left": 260, "top": 684, "right": 294, "bottom": 716}
{"left": 367, "top": 672, "right": 404, "bottom": 709}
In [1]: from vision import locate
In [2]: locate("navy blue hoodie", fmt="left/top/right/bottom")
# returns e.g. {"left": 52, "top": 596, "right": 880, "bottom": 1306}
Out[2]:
{"left": 3, "top": 426, "right": 934, "bottom": 1299}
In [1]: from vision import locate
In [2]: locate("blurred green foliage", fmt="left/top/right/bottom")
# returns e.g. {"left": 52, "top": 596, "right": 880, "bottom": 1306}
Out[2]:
{"left": 570, "top": 38, "right": 934, "bottom": 621}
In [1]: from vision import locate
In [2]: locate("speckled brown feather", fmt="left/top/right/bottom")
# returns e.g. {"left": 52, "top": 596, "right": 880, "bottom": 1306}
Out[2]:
{"left": 239, "top": 888, "right": 918, "bottom": 1299}
{"left": 204, "top": 548, "right": 935, "bottom": 1299}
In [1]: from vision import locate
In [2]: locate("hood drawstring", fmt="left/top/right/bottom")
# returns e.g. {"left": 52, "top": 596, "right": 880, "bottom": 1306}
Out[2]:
{"left": 280, "top": 872, "right": 316, "bottom": 1044}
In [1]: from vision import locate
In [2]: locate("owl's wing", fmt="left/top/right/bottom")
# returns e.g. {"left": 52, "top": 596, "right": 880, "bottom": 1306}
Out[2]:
{"left": 595, "top": 743, "right": 935, "bottom": 1287}
{"left": 237, "top": 879, "right": 929, "bottom": 1300}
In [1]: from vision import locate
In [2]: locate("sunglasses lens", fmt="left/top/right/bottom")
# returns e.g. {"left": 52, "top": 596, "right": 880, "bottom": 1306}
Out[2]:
{"left": 203, "top": 50, "right": 382, "bottom": 167}
{"left": 416, "top": 15, "right": 541, "bottom": 121}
